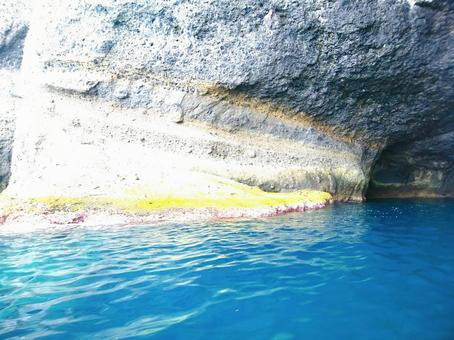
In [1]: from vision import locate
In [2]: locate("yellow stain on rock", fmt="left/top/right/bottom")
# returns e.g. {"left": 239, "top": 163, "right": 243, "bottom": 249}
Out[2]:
{"left": 1, "top": 176, "right": 331, "bottom": 215}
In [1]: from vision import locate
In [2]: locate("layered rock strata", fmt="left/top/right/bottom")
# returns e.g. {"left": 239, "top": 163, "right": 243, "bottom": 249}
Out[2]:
{"left": 0, "top": 0, "right": 453, "bottom": 226}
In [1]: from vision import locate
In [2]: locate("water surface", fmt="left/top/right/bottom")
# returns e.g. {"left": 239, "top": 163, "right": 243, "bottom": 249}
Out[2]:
{"left": 1, "top": 200, "right": 453, "bottom": 339}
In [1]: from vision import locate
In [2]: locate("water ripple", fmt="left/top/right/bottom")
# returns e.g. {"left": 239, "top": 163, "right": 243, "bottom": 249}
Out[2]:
{"left": 1, "top": 200, "right": 454, "bottom": 339}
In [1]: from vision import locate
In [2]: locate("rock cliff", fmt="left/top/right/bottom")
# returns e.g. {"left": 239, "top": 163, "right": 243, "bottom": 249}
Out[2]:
{"left": 0, "top": 0, "right": 453, "bottom": 223}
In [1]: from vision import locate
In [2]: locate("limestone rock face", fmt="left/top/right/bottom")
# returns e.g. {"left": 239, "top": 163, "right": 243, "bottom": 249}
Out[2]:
{"left": 2, "top": 0, "right": 454, "bottom": 200}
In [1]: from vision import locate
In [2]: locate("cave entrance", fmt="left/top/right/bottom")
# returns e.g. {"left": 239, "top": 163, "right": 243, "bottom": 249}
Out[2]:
{"left": 366, "top": 140, "right": 453, "bottom": 199}
{"left": 366, "top": 144, "right": 411, "bottom": 199}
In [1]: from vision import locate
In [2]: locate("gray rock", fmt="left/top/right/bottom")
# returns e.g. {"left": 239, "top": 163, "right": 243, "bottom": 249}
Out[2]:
{"left": 0, "top": 0, "right": 29, "bottom": 69}
{"left": 2, "top": 0, "right": 454, "bottom": 199}
{"left": 0, "top": 1, "right": 29, "bottom": 191}
{"left": 368, "top": 130, "right": 454, "bottom": 197}
{"left": 34, "top": 0, "right": 452, "bottom": 140}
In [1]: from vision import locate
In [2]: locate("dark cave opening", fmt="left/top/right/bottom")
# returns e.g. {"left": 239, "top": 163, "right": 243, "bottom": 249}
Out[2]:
{"left": 366, "top": 145, "right": 412, "bottom": 199}
{"left": 366, "top": 140, "right": 454, "bottom": 199}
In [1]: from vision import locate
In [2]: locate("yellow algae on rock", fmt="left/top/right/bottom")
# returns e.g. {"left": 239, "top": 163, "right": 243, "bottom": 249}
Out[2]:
{"left": 0, "top": 175, "right": 331, "bottom": 227}
{"left": 29, "top": 185, "right": 330, "bottom": 213}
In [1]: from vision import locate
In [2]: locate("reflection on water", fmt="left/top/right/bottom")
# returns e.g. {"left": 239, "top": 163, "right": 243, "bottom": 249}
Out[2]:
{"left": 1, "top": 200, "right": 454, "bottom": 339}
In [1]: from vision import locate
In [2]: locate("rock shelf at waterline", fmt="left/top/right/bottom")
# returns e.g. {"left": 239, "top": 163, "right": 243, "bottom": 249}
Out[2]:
{"left": 0, "top": 175, "right": 331, "bottom": 230}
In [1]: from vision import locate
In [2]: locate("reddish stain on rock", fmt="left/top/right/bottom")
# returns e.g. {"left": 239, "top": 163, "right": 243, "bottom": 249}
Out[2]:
{"left": 69, "top": 214, "right": 86, "bottom": 224}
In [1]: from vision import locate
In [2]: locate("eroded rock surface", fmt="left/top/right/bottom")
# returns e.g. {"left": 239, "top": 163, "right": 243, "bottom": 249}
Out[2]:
{"left": 0, "top": 0, "right": 28, "bottom": 69}
{"left": 1, "top": 0, "right": 453, "bottom": 201}
{"left": 0, "top": 0, "right": 29, "bottom": 190}
{"left": 368, "top": 130, "right": 454, "bottom": 197}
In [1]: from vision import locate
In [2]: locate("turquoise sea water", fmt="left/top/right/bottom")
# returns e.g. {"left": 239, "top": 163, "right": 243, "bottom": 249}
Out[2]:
{"left": 1, "top": 200, "right": 453, "bottom": 339}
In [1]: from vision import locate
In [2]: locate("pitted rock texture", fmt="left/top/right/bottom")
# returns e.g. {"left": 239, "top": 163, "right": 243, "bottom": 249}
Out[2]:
{"left": 2, "top": 0, "right": 454, "bottom": 199}
{"left": 30, "top": 0, "right": 454, "bottom": 143}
